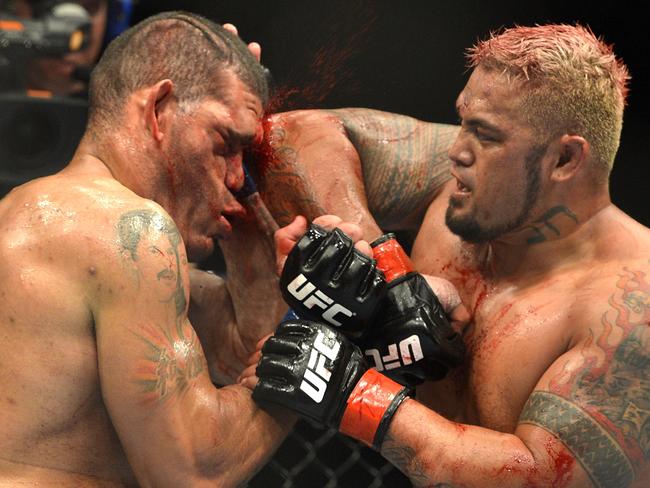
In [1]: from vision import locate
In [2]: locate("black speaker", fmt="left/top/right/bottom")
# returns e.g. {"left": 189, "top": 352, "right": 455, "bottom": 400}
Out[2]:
{"left": 0, "top": 93, "right": 87, "bottom": 196}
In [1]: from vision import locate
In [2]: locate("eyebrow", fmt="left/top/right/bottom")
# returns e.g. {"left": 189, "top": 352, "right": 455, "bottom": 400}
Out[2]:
{"left": 455, "top": 104, "right": 503, "bottom": 135}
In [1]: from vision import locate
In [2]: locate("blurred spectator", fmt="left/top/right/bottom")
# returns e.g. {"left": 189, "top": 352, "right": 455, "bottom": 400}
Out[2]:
{"left": 7, "top": 0, "right": 108, "bottom": 96}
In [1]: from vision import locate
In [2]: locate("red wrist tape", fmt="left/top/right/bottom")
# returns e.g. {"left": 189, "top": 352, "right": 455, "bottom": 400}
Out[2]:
{"left": 371, "top": 234, "right": 414, "bottom": 283}
{"left": 339, "top": 369, "right": 411, "bottom": 448}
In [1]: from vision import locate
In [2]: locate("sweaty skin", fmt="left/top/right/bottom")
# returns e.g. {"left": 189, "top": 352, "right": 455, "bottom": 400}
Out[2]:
{"left": 243, "top": 102, "right": 650, "bottom": 486}
{"left": 0, "top": 163, "right": 289, "bottom": 486}
{"left": 0, "top": 48, "right": 290, "bottom": 488}
{"left": 251, "top": 108, "right": 458, "bottom": 238}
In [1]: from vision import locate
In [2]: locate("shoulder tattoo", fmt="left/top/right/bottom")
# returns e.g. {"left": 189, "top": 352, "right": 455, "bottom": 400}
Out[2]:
{"left": 117, "top": 209, "right": 204, "bottom": 403}
{"left": 520, "top": 267, "right": 650, "bottom": 487}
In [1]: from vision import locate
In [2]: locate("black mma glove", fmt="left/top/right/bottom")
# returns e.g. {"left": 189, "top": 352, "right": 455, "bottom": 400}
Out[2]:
{"left": 279, "top": 223, "right": 386, "bottom": 334}
{"left": 360, "top": 234, "right": 465, "bottom": 386}
{"left": 253, "top": 319, "right": 411, "bottom": 448}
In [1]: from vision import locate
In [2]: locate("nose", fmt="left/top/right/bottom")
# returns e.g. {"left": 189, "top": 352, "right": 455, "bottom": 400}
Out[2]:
{"left": 448, "top": 131, "right": 473, "bottom": 168}
{"left": 225, "top": 153, "right": 245, "bottom": 192}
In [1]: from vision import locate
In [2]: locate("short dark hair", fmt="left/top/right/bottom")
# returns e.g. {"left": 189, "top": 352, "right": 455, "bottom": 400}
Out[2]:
{"left": 88, "top": 11, "right": 268, "bottom": 128}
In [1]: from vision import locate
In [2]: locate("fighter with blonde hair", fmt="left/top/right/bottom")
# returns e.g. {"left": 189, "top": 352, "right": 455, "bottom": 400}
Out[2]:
{"left": 242, "top": 24, "right": 650, "bottom": 487}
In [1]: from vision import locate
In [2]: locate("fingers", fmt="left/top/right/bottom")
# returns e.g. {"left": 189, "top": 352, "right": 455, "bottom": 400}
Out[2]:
{"left": 223, "top": 23, "right": 262, "bottom": 61}
{"left": 223, "top": 23, "right": 238, "bottom": 35}
{"left": 423, "top": 275, "right": 462, "bottom": 313}
{"left": 237, "top": 333, "right": 272, "bottom": 386}
{"left": 450, "top": 303, "right": 471, "bottom": 334}
{"left": 247, "top": 349, "right": 262, "bottom": 367}
{"left": 312, "top": 214, "right": 344, "bottom": 230}
{"left": 248, "top": 42, "right": 261, "bottom": 62}
{"left": 238, "top": 363, "right": 259, "bottom": 390}
{"left": 354, "top": 239, "right": 373, "bottom": 257}
{"left": 254, "top": 333, "right": 274, "bottom": 354}
{"left": 311, "top": 215, "right": 362, "bottom": 242}
{"left": 275, "top": 214, "right": 373, "bottom": 275}
{"left": 312, "top": 215, "right": 371, "bottom": 256}
{"left": 422, "top": 274, "right": 470, "bottom": 333}
{"left": 275, "top": 215, "right": 308, "bottom": 274}
{"left": 312, "top": 215, "right": 362, "bottom": 241}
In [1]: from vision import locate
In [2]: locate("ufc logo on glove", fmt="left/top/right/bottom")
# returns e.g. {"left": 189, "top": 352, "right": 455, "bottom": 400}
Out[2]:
{"left": 300, "top": 331, "right": 340, "bottom": 402}
{"left": 287, "top": 273, "right": 355, "bottom": 327}
{"left": 364, "top": 335, "right": 424, "bottom": 371}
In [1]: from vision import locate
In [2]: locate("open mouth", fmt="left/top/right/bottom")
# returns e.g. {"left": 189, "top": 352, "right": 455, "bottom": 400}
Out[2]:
{"left": 456, "top": 179, "right": 471, "bottom": 194}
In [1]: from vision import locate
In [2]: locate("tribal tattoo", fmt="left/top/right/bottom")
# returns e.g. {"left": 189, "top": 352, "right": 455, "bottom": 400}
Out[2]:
{"left": 334, "top": 108, "right": 456, "bottom": 229}
{"left": 251, "top": 110, "right": 456, "bottom": 230}
{"left": 250, "top": 123, "right": 326, "bottom": 226}
{"left": 118, "top": 209, "right": 204, "bottom": 404}
{"left": 520, "top": 266, "right": 650, "bottom": 487}
{"left": 524, "top": 206, "right": 578, "bottom": 245}
{"left": 381, "top": 432, "right": 433, "bottom": 486}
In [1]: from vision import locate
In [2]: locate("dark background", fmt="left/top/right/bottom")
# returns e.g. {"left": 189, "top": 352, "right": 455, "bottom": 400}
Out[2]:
{"left": 134, "top": 0, "right": 649, "bottom": 226}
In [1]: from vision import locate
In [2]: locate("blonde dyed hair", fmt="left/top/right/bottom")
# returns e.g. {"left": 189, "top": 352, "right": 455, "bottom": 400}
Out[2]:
{"left": 467, "top": 24, "right": 630, "bottom": 178}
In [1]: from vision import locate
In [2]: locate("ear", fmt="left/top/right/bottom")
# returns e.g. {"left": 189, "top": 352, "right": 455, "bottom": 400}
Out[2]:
{"left": 551, "top": 134, "right": 590, "bottom": 182}
{"left": 144, "top": 79, "right": 174, "bottom": 144}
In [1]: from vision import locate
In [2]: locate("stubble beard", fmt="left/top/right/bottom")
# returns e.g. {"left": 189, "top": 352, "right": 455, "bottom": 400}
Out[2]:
{"left": 445, "top": 145, "right": 545, "bottom": 243}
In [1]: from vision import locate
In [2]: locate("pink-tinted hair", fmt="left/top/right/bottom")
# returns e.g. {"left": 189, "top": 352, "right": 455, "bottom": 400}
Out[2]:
{"left": 467, "top": 24, "right": 630, "bottom": 173}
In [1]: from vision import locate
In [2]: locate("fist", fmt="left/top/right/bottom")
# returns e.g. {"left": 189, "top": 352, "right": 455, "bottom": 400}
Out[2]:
{"left": 276, "top": 216, "right": 384, "bottom": 334}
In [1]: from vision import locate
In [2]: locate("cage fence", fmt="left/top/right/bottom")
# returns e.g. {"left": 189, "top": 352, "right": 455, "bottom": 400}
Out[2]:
{"left": 248, "top": 419, "right": 411, "bottom": 487}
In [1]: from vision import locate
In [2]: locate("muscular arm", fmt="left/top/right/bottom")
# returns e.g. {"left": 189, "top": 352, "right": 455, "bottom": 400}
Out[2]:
{"left": 381, "top": 266, "right": 650, "bottom": 487}
{"left": 333, "top": 108, "right": 457, "bottom": 231}
{"left": 95, "top": 206, "right": 291, "bottom": 486}
{"left": 252, "top": 109, "right": 457, "bottom": 240}
{"left": 189, "top": 195, "right": 286, "bottom": 384}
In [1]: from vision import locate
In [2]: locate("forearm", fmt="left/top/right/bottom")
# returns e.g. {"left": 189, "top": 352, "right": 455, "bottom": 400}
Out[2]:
{"left": 135, "top": 382, "right": 294, "bottom": 488}
{"left": 190, "top": 201, "right": 285, "bottom": 383}
{"left": 188, "top": 268, "right": 240, "bottom": 383}
{"left": 382, "top": 399, "right": 577, "bottom": 488}
{"left": 253, "top": 110, "right": 384, "bottom": 240}
{"left": 195, "top": 385, "right": 296, "bottom": 487}
{"left": 218, "top": 199, "right": 286, "bottom": 350}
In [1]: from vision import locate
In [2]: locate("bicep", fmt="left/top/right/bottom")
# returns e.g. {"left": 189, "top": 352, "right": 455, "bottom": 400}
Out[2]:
{"left": 516, "top": 321, "right": 650, "bottom": 487}
{"left": 93, "top": 209, "right": 217, "bottom": 485}
{"left": 97, "top": 309, "right": 215, "bottom": 481}
{"left": 334, "top": 108, "right": 457, "bottom": 231}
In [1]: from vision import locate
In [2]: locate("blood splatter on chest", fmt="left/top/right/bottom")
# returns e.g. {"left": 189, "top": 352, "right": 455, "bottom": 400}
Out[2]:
{"left": 438, "top": 261, "right": 568, "bottom": 431}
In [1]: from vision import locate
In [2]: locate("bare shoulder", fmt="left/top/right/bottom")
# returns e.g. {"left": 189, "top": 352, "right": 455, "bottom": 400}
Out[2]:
{"left": 520, "top": 251, "right": 650, "bottom": 486}
{"left": 570, "top": 207, "right": 650, "bottom": 332}
{"left": 0, "top": 174, "right": 169, "bottom": 280}
{"left": 599, "top": 205, "right": 650, "bottom": 253}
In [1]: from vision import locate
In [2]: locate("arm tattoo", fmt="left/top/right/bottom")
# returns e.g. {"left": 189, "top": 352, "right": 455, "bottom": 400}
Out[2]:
{"left": 250, "top": 125, "right": 326, "bottom": 226}
{"left": 132, "top": 321, "right": 205, "bottom": 404}
{"left": 519, "top": 267, "right": 650, "bottom": 487}
{"left": 118, "top": 209, "right": 204, "bottom": 404}
{"left": 333, "top": 108, "right": 456, "bottom": 229}
{"left": 381, "top": 432, "right": 433, "bottom": 485}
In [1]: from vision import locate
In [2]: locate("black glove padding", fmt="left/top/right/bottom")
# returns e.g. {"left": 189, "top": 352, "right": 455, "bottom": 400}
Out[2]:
{"left": 360, "top": 272, "right": 465, "bottom": 386}
{"left": 252, "top": 320, "right": 367, "bottom": 427}
{"left": 279, "top": 224, "right": 386, "bottom": 334}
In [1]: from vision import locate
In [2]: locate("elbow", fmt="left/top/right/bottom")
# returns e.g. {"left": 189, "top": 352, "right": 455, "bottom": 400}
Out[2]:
{"left": 187, "top": 386, "right": 272, "bottom": 487}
